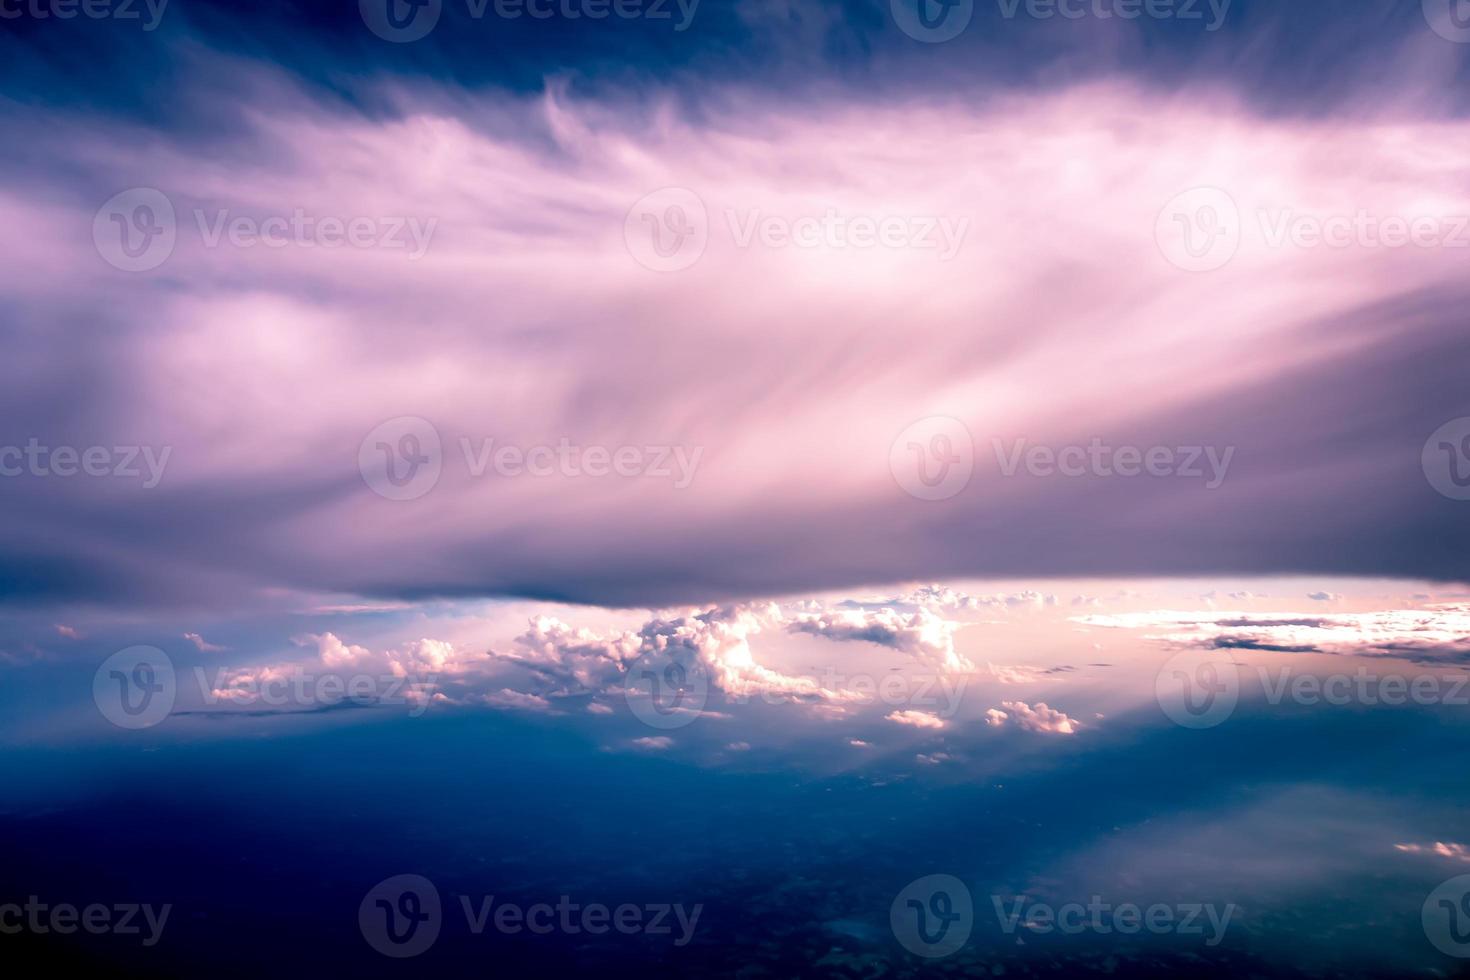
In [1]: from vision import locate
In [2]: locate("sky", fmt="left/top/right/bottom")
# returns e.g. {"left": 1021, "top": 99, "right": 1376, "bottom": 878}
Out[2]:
{"left": 3, "top": 0, "right": 1470, "bottom": 976}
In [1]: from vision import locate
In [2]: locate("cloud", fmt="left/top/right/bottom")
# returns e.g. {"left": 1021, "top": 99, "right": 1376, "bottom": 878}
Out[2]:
{"left": 788, "top": 606, "right": 971, "bottom": 672}
{"left": 630, "top": 736, "right": 673, "bottom": 751}
{"left": 986, "top": 701, "right": 1080, "bottom": 735}
{"left": 478, "top": 689, "right": 555, "bottom": 712}
{"left": 184, "top": 632, "right": 226, "bottom": 652}
{"left": 1394, "top": 842, "right": 1470, "bottom": 863}
{"left": 1075, "top": 606, "right": 1470, "bottom": 662}
{"left": 8, "top": 68, "right": 1470, "bottom": 611}
{"left": 886, "top": 709, "right": 946, "bottom": 729}
{"left": 53, "top": 624, "right": 79, "bottom": 639}
{"left": 1307, "top": 592, "right": 1342, "bottom": 602}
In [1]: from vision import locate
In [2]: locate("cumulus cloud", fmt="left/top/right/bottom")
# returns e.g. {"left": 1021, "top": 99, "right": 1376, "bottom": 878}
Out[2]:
{"left": 985, "top": 701, "right": 1080, "bottom": 735}
{"left": 184, "top": 632, "right": 226, "bottom": 653}
{"left": 788, "top": 606, "right": 971, "bottom": 672}
{"left": 886, "top": 709, "right": 946, "bottom": 729}
{"left": 630, "top": 736, "right": 673, "bottom": 751}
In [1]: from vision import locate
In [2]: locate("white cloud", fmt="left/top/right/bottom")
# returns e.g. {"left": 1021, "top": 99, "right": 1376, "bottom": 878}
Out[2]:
{"left": 987, "top": 700, "right": 1080, "bottom": 735}
{"left": 886, "top": 709, "right": 946, "bottom": 729}
{"left": 1394, "top": 842, "right": 1470, "bottom": 863}
{"left": 184, "top": 632, "right": 226, "bottom": 652}
{"left": 631, "top": 736, "right": 673, "bottom": 751}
